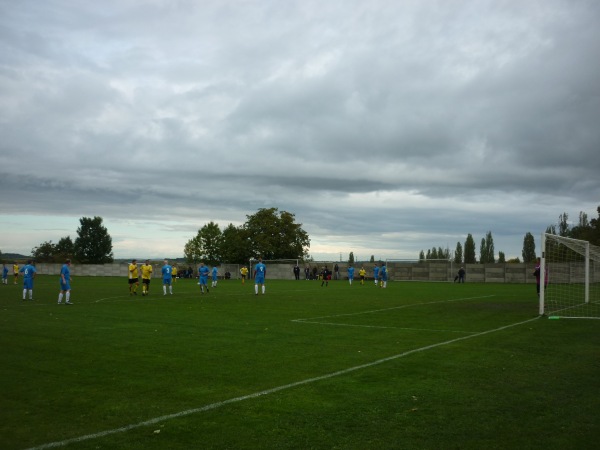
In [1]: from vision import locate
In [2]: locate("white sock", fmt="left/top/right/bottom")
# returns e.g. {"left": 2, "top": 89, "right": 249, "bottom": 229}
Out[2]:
{"left": 262, "top": 286, "right": 265, "bottom": 294}
{"left": 58, "top": 293, "right": 63, "bottom": 303}
{"left": 169, "top": 286, "right": 173, "bottom": 294}
{"left": 255, "top": 284, "right": 258, "bottom": 294}
{"left": 163, "top": 285, "right": 166, "bottom": 295}
{"left": 23, "top": 289, "right": 26, "bottom": 299}
{"left": 66, "top": 292, "right": 70, "bottom": 301}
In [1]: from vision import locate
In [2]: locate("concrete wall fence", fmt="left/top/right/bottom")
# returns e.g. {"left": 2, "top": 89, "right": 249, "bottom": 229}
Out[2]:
{"left": 31, "top": 261, "right": 599, "bottom": 283}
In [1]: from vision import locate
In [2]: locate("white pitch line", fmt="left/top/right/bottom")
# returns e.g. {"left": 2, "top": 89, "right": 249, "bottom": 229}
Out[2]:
{"left": 25, "top": 315, "right": 540, "bottom": 450}
{"left": 297, "top": 294, "right": 496, "bottom": 322}
{"left": 292, "top": 319, "right": 479, "bottom": 334}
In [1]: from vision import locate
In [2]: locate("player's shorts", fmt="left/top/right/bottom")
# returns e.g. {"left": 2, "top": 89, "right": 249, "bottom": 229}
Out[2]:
{"left": 255, "top": 276, "right": 265, "bottom": 284}
{"left": 163, "top": 278, "right": 172, "bottom": 285}
{"left": 60, "top": 280, "right": 71, "bottom": 291}
{"left": 199, "top": 276, "right": 208, "bottom": 285}
{"left": 142, "top": 278, "right": 151, "bottom": 286}
{"left": 23, "top": 278, "right": 34, "bottom": 289}
{"left": 129, "top": 278, "right": 139, "bottom": 285}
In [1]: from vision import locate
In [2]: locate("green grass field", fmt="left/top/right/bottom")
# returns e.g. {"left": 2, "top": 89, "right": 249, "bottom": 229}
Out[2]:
{"left": 1, "top": 276, "right": 599, "bottom": 450}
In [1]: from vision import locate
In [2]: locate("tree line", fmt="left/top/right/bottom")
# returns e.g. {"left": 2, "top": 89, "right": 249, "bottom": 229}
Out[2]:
{"left": 183, "top": 208, "right": 310, "bottom": 266}
{"left": 18, "top": 208, "right": 311, "bottom": 266}
{"left": 10, "top": 205, "right": 599, "bottom": 266}
{"left": 29, "top": 216, "right": 114, "bottom": 263}
{"left": 419, "top": 205, "right": 600, "bottom": 264}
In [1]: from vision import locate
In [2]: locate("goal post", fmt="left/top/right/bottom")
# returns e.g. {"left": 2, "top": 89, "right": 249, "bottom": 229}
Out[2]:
{"left": 540, "top": 233, "right": 600, "bottom": 319}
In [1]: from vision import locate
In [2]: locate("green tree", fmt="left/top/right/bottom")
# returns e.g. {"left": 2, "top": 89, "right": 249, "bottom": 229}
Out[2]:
{"left": 184, "top": 221, "right": 223, "bottom": 266}
{"left": 498, "top": 251, "right": 506, "bottom": 263}
{"left": 464, "top": 234, "right": 476, "bottom": 264}
{"left": 74, "top": 216, "right": 113, "bottom": 264}
{"left": 478, "top": 232, "right": 495, "bottom": 264}
{"left": 558, "top": 212, "right": 570, "bottom": 237}
{"left": 32, "top": 241, "right": 57, "bottom": 262}
{"left": 454, "top": 242, "right": 463, "bottom": 264}
{"left": 522, "top": 232, "right": 536, "bottom": 263}
{"left": 244, "top": 208, "right": 310, "bottom": 260}
{"left": 589, "top": 206, "right": 600, "bottom": 245}
{"left": 430, "top": 247, "right": 439, "bottom": 259}
{"left": 419, "top": 250, "right": 425, "bottom": 261}
{"left": 370, "top": 255, "right": 375, "bottom": 262}
{"left": 570, "top": 211, "right": 595, "bottom": 243}
{"left": 439, "top": 247, "right": 450, "bottom": 260}
{"left": 220, "top": 224, "right": 252, "bottom": 264}
{"left": 55, "top": 236, "right": 75, "bottom": 261}
{"left": 348, "top": 252, "right": 355, "bottom": 265}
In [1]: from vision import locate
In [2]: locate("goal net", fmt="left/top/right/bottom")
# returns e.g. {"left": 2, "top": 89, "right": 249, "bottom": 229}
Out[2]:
{"left": 540, "top": 233, "right": 600, "bottom": 319}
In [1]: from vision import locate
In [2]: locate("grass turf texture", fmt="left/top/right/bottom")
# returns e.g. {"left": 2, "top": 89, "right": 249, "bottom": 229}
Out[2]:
{"left": 1, "top": 277, "right": 599, "bottom": 450}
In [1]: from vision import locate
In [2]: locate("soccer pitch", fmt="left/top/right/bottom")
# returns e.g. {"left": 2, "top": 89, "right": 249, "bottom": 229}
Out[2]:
{"left": 1, "top": 277, "right": 598, "bottom": 449}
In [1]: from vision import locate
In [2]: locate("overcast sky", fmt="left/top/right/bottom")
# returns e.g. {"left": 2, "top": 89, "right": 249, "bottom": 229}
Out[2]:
{"left": 1, "top": 0, "right": 599, "bottom": 262}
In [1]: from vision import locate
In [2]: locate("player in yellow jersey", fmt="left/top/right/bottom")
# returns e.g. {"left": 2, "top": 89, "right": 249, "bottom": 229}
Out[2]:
{"left": 172, "top": 265, "right": 178, "bottom": 282}
{"left": 359, "top": 266, "right": 366, "bottom": 285}
{"left": 240, "top": 266, "right": 248, "bottom": 284}
{"left": 141, "top": 260, "right": 153, "bottom": 296}
{"left": 13, "top": 263, "right": 19, "bottom": 284}
{"left": 128, "top": 259, "right": 139, "bottom": 295}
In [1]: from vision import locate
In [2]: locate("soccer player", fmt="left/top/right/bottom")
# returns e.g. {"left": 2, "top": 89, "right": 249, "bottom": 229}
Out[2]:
{"left": 373, "top": 263, "right": 380, "bottom": 286}
{"left": 58, "top": 259, "right": 73, "bottom": 305}
{"left": 240, "top": 266, "right": 248, "bottom": 284}
{"left": 19, "top": 260, "right": 36, "bottom": 301}
{"left": 162, "top": 259, "right": 173, "bottom": 295}
{"left": 457, "top": 267, "right": 466, "bottom": 283}
{"left": 13, "top": 262, "right": 19, "bottom": 284}
{"left": 211, "top": 265, "right": 218, "bottom": 288}
{"left": 198, "top": 262, "right": 209, "bottom": 294}
{"left": 141, "top": 260, "right": 153, "bottom": 296}
{"left": 254, "top": 258, "right": 266, "bottom": 295}
{"left": 321, "top": 266, "right": 330, "bottom": 287}
{"left": 2, "top": 263, "right": 8, "bottom": 285}
{"left": 379, "top": 263, "right": 388, "bottom": 288}
{"left": 128, "top": 259, "right": 139, "bottom": 296}
{"left": 347, "top": 265, "right": 355, "bottom": 285}
{"left": 172, "top": 265, "right": 178, "bottom": 282}
{"left": 359, "top": 266, "right": 366, "bottom": 285}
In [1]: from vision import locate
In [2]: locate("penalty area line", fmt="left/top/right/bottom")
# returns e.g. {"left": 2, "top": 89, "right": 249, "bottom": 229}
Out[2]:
{"left": 26, "top": 315, "right": 540, "bottom": 450}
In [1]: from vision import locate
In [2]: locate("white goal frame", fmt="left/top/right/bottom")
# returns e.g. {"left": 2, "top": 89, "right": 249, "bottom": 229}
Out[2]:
{"left": 540, "top": 233, "right": 600, "bottom": 319}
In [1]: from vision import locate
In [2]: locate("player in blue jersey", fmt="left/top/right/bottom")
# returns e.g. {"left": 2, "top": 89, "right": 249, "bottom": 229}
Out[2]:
{"left": 211, "top": 265, "right": 218, "bottom": 288}
{"left": 198, "top": 262, "right": 210, "bottom": 294}
{"left": 254, "top": 258, "right": 266, "bottom": 295}
{"left": 19, "top": 260, "right": 37, "bottom": 301}
{"left": 379, "top": 263, "right": 388, "bottom": 288}
{"left": 347, "top": 265, "right": 355, "bottom": 285}
{"left": 58, "top": 259, "right": 73, "bottom": 304}
{"left": 2, "top": 263, "right": 8, "bottom": 285}
{"left": 373, "top": 263, "right": 380, "bottom": 286}
{"left": 162, "top": 259, "right": 173, "bottom": 295}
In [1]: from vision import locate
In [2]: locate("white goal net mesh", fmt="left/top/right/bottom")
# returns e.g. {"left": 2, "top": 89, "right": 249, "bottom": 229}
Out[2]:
{"left": 541, "top": 234, "right": 600, "bottom": 319}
